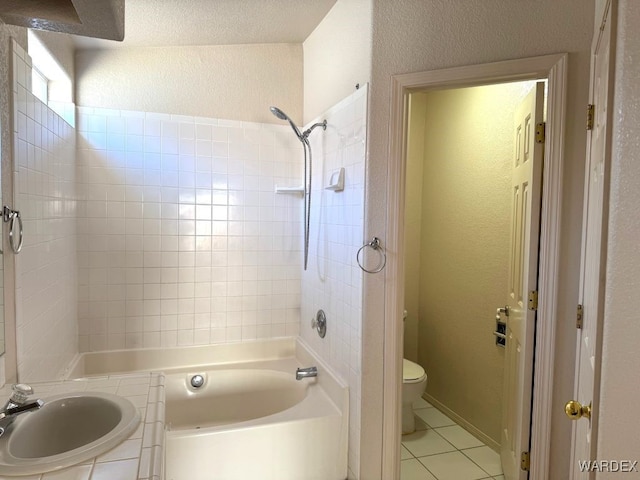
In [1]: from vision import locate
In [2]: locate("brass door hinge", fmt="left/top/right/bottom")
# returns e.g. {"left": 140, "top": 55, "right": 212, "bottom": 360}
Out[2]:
{"left": 521, "top": 451, "right": 531, "bottom": 471}
{"left": 576, "top": 304, "right": 584, "bottom": 329}
{"left": 535, "top": 122, "right": 546, "bottom": 143}
{"left": 587, "top": 104, "right": 595, "bottom": 130}
{"left": 528, "top": 290, "right": 538, "bottom": 311}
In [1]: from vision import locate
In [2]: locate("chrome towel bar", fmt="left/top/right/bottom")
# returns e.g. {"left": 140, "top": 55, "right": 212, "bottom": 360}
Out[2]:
{"left": 3, "top": 206, "right": 23, "bottom": 254}
{"left": 356, "top": 237, "right": 386, "bottom": 274}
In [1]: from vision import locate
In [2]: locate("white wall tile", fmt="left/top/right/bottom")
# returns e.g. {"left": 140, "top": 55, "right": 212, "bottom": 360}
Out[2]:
{"left": 77, "top": 109, "right": 302, "bottom": 351}
{"left": 299, "top": 86, "right": 368, "bottom": 478}
{"left": 11, "top": 43, "right": 78, "bottom": 382}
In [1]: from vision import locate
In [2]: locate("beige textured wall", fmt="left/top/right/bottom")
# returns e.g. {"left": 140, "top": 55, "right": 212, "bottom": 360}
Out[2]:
{"left": 75, "top": 44, "right": 303, "bottom": 124}
{"left": 598, "top": 0, "right": 640, "bottom": 466}
{"left": 363, "top": 2, "right": 594, "bottom": 478}
{"left": 413, "top": 82, "right": 535, "bottom": 444}
{"left": 303, "top": 0, "right": 372, "bottom": 124}
{"left": 403, "top": 93, "right": 426, "bottom": 363}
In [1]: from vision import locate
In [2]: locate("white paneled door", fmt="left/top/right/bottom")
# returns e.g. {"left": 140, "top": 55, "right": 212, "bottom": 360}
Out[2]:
{"left": 501, "top": 82, "right": 545, "bottom": 480}
{"left": 569, "top": 1, "right": 615, "bottom": 478}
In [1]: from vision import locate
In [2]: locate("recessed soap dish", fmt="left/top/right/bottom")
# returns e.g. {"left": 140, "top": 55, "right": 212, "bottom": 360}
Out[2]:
{"left": 325, "top": 168, "right": 345, "bottom": 192}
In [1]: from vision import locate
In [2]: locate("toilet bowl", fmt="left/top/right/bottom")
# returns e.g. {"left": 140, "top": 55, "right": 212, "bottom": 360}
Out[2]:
{"left": 402, "top": 358, "right": 427, "bottom": 434}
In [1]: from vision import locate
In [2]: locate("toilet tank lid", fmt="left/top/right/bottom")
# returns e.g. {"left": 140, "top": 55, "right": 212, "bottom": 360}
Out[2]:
{"left": 403, "top": 359, "right": 425, "bottom": 381}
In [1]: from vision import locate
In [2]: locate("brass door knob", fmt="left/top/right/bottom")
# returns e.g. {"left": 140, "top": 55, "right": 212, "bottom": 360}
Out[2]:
{"left": 565, "top": 400, "right": 591, "bottom": 420}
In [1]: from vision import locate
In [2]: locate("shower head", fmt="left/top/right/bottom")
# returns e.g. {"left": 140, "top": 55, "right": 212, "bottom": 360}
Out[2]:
{"left": 270, "top": 106, "right": 303, "bottom": 141}
{"left": 269, "top": 106, "right": 288, "bottom": 121}
{"left": 269, "top": 106, "right": 326, "bottom": 272}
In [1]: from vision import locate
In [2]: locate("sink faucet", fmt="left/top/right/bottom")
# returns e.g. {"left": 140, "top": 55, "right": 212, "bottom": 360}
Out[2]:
{"left": 0, "top": 384, "right": 43, "bottom": 431}
{"left": 296, "top": 366, "right": 318, "bottom": 380}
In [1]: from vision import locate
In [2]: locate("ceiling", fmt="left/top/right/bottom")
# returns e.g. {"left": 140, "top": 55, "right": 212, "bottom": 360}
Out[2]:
{"left": 72, "top": 0, "right": 337, "bottom": 49}
{"left": 0, "top": 0, "right": 124, "bottom": 41}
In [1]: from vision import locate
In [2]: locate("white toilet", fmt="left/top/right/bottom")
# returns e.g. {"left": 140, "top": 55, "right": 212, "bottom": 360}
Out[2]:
{"left": 402, "top": 358, "right": 428, "bottom": 434}
{"left": 402, "top": 310, "right": 428, "bottom": 434}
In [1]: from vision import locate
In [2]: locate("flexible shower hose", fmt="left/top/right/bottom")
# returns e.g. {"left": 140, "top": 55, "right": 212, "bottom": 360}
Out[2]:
{"left": 303, "top": 139, "right": 312, "bottom": 270}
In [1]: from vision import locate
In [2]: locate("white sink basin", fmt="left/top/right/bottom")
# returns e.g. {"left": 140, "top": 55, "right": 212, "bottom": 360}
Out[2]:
{"left": 0, "top": 391, "right": 140, "bottom": 476}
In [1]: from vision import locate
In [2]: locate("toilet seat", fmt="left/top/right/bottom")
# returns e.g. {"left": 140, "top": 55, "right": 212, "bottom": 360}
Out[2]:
{"left": 403, "top": 359, "right": 426, "bottom": 384}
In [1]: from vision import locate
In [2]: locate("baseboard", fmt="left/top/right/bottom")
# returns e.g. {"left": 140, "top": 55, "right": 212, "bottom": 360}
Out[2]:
{"left": 422, "top": 393, "right": 500, "bottom": 452}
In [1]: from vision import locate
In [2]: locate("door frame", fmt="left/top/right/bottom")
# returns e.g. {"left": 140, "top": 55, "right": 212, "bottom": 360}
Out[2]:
{"left": 383, "top": 54, "right": 568, "bottom": 479}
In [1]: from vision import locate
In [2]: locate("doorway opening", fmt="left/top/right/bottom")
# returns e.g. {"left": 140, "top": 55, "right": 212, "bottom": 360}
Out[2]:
{"left": 382, "top": 54, "right": 568, "bottom": 480}
{"left": 400, "top": 80, "right": 545, "bottom": 480}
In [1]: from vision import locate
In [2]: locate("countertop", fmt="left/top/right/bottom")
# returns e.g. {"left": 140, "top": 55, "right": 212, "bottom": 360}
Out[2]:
{"left": 0, "top": 373, "right": 165, "bottom": 480}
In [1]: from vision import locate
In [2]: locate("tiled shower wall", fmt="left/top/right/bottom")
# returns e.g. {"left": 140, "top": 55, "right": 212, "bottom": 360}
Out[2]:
{"left": 300, "top": 86, "right": 367, "bottom": 479}
{"left": 9, "top": 43, "right": 366, "bottom": 473}
{"left": 76, "top": 108, "right": 303, "bottom": 351}
{"left": 12, "top": 40, "right": 78, "bottom": 382}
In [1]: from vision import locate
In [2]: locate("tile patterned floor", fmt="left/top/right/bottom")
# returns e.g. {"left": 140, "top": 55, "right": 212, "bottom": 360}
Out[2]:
{"left": 401, "top": 398, "right": 504, "bottom": 480}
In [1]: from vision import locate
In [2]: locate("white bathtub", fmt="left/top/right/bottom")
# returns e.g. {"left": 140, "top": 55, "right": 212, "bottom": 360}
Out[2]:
{"left": 68, "top": 338, "right": 348, "bottom": 480}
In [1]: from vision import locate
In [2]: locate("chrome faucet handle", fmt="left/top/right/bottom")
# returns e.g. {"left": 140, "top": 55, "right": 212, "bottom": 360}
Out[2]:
{"left": 4, "top": 399, "right": 44, "bottom": 417}
{"left": 10, "top": 384, "right": 34, "bottom": 405}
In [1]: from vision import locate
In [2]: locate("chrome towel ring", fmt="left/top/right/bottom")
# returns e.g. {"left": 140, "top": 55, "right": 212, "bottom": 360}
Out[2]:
{"left": 356, "top": 237, "right": 386, "bottom": 274}
{"left": 3, "top": 206, "right": 24, "bottom": 254}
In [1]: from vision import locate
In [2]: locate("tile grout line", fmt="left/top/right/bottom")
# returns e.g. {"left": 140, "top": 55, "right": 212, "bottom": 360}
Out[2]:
{"left": 401, "top": 405, "right": 503, "bottom": 480}
{"left": 458, "top": 446, "right": 499, "bottom": 478}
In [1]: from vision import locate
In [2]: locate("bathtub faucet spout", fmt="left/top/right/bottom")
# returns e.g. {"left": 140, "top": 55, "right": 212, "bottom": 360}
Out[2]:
{"left": 296, "top": 366, "right": 318, "bottom": 380}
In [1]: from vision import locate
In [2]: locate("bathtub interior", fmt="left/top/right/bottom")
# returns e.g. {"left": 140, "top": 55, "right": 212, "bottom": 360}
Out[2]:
{"left": 165, "top": 367, "right": 310, "bottom": 430}
{"left": 65, "top": 337, "right": 298, "bottom": 379}
{"left": 66, "top": 338, "right": 346, "bottom": 411}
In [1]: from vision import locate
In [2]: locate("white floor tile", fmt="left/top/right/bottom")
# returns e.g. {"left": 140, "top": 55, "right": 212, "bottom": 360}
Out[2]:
{"left": 435, "top": 425, "right": 484, "bottom": 450}
{"left": 401, "top": 459, "right": 438, "bottom": 480}
{"left": 415, "top": 407, "right": 456, "bottom": 428}
{"left": 418, "top": 451, "right": 490, "bottom": 480}
{"left": 462, "top": 446, "right": 503, "bottom": 476}
{"left": 401, "top": 445, "right": 414, "bottom": 460}
{"left": 413, "top": 397, "right": 433, "bottom": 409}
{"left": 402, "top": 429, "right": 457, "bottom": 458}
{"left": 397, "top": 404, "right": 505, "bottom": 480}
